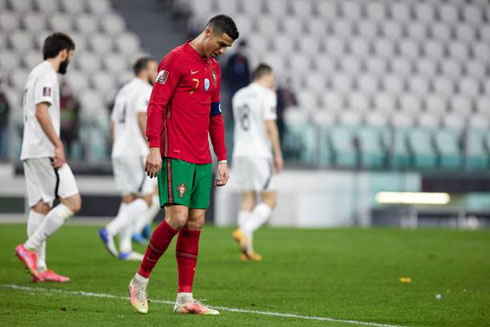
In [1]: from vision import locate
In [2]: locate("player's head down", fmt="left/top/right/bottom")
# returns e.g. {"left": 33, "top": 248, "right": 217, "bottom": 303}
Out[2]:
{"left": 133, "top": 57, "right": 158, "bottom": 85}
{"left": 43, "top": 32, "right": 75, "bottom": 75}
{"left": 252, "top": 63, "right": 275, "bottom": 90}
{"left": 202, "top": 14, "right": 239, "bottom": 59}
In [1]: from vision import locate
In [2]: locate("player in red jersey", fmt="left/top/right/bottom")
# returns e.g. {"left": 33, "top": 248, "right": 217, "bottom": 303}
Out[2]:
{"left": 128, "top": 15, "right": 238, "bottom": 315}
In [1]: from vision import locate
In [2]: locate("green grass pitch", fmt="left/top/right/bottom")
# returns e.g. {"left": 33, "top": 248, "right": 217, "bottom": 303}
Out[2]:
{"left": 0, "top": 223, "right": 489, "bottom": 327}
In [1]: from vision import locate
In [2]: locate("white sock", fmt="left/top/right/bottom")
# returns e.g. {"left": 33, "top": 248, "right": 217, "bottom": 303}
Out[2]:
{"left": 246, "top": 203, "right": 272, "bottom": 232}
{"left": 106, "top": 203, "right": 128, "bottom": 235}
{"left": 134, "top": 195, "right": 160, "bottom": 235}
{"left": 244, "top": 203, "right": 272, "bottom": 252}
{"left": 133, "top": 272, "right": 149, "bottom": 287}
{"left": 238, "top": 210, "right": 252, "bottom": 239}
{"left": 27, "top": 210, "right": 47, "bottom": 272}
{"left": 176, "top": 292, "right": 193, "bottom": 304}
{"left": 25, "top": 204, "right": 73, "bottom": 251}
{"left": 116, "top": 199, "right": 148, "bottom": 252}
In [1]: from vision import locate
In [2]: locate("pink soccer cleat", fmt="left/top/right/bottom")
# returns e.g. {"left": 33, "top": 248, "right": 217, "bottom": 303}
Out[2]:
{"left": 174, "top": 300, "right": 220, "bottom": 315}
{"left": 129, "top": 279, "right": 148, "bottom": 314}
{"left": 33, "top": 270, "right": 70, "bottom": 283}
{"left": 15, "top": 244, "right": 39, "bottom": 279}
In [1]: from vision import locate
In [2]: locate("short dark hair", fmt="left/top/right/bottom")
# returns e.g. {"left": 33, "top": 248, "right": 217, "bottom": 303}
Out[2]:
{"left": 43, "top": 32, "right": 75, "bottom": 60}
{"left": 133, "top": 57, "right": 155, "bottom": 75}
{"left": 252, "top": 63, "right": 273, "bottom": 80}
{"left": 206, "top": 14, "right": 239, "bottom": 40}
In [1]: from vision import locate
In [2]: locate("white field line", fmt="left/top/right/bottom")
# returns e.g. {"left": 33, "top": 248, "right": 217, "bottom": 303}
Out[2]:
{"left": 0, "top": 284, "right": 404, "bottom": 327}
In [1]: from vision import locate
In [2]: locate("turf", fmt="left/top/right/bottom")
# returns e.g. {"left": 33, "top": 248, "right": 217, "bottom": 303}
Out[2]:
{"left": 0, "top": 223, "right": 489, "bottom": 327}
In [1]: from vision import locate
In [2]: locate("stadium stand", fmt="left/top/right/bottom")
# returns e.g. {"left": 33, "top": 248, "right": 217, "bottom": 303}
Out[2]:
{"left": 175, "top": 0, "right": 490, "bottom": 170}
{"left": 0, "top": 0, "right": 147, "bottom": 160}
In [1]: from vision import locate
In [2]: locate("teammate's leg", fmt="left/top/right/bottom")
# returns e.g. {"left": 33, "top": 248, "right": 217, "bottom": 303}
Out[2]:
{"left": 25, "top": 193, "right": 81, "bottom": 252}
{"left": 243, "top": 191, "right": 276, "bottom": 255}
{"left": 233, "top": 191, "right": 256, "bottom": 255}
{"left": 118, "top": 195, "right": 149, "bottom": 260}
{"left": 133, "top": 190, "right": 159, "bottom": 240}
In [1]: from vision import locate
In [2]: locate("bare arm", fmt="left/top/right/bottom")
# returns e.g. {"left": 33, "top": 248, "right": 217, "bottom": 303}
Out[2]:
{"left": 35, "top": 102, "right": 65, "bottom": 168}
{"left": 265, "top": 120, "right": 283, "bottom": 173}
{"left": 110, "top": 121, "right": 115, "bottom": 144}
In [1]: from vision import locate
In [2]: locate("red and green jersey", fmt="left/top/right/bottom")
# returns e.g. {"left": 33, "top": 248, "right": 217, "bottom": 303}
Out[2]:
{"left": 146, "top": 41, "right": 226, "bottom": 164}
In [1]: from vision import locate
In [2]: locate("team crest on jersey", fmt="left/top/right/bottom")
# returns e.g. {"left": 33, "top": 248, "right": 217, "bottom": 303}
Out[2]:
{"left": 43, "top": 87, "right": 51, "bottom": 97}
{"left": 204, "top": 78, "right": 210, "bottom": 92}
{"left": 156, "top": 70, "right": 169, "bottom": 84}
{"left": 177, "top": 183, "right": 187, "bottom": 198}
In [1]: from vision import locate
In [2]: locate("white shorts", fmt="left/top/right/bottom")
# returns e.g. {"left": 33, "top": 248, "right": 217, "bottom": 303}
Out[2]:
{"left": 112, "top": 156, "right": 155, "bottom": 196}
{"left": 233, "top": 156, "right": 276, "bottom": 192}
{"left": 23, "top": 158, "right": 79, "bottom": 207}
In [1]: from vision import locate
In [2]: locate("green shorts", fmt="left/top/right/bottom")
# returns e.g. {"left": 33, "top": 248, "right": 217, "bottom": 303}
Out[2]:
{"left": 157, "top": 157, "right": 212, "bottom": 209}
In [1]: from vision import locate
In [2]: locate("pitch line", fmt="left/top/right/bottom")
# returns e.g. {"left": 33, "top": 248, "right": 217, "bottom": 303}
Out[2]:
{"left": 0, "top": 284, "right": 404, "bottom": 327}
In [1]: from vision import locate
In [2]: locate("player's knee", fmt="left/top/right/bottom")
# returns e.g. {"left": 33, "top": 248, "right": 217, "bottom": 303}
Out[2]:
{"left": 186, "top": 218, "right": 204, "bottom": 230}
{"left": 63, "top": 193, "right": 82, "bottom": 213}
{"left": 32, "top": 201, "right": 51, "bottom": 215}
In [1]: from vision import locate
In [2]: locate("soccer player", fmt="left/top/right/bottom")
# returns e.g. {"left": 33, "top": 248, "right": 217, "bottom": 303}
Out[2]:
{"left": 231, "top": 64, "right": 283, "bottom": 261}
{"left": 128, "top": 14, "right": 238, "bottom": 315}
{"left": 99, "top": 57, "right": 158, "bottom": 261}
{"left": 15, "top": 33, "right": 81, "bottom": 282}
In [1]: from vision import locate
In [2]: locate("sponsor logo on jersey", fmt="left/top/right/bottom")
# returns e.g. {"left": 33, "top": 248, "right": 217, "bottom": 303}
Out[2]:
{"left": 177, "top": 182, "right": 187, "bottom": 198}
{"left": 204, "top": 78, "right": 210, "bottom": 92}
{"left": 42, "top": 87, "right": 51, "bottom": 97}
{"left": 156, "top": 70, "right": 169, "bottom": 84}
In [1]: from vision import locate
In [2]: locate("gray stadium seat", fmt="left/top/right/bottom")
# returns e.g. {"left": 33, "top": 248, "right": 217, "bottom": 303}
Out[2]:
{"left": 341, "top": 0, "right": 362, "bottom": 21}
{"left": 398, "top": 40, "right": 420, "bottom": 61}
{"left": 0, "top": 50, "right": 20, "bottom": 73}
{"left": 9, "top": 69, "right": 29, "bottom": 89}
{"left": 358, "top": 74, "right": 379, "bottom": 96}
{"left": 100, "top": 13, "right": 126, "bottom": 35}
{"left": 366, "top": 1, "right": 386, "bottom": 22}
{"left": 348, "top": 92, "right": 370, "bottom": 113}
{"left": 0, "top": 11, "right": 19, "bottom": 31}
{"left": 476, "top": 97, "right": 490, "bottom": 117}
{"left": 433, "top": 77, "right": 455, "bottom": 98}
{"left": 365, "top": 57, "right": 387, "bottom": 76}
{"left": 115, "top": 32, "right": 140, "bottom": 55}
{"left": 416, "top": 59, "right": 437, "bottom": 79}
{"left": 431, "top": 23, "right": 452, "bottom": 42}
{"left": 426, "top": 95, "right": 448, "bottom": 116}
{"left": 60, "top": 0, "right": 85, "bottom": 14}
{"left": 321, "top": 93, "right": 344, "bottom": 113}
{"left": 266, "top": 0, "right": 289, "bottom": 17}
{"left": 382, "top": 21, "right": 403, "bottom": 41}
{"left": 330, "top": 73, "right": 353, "bottom": 94}
{"left": 325, "top": 37, "right": 345, "bottom": 58}
{"left": 9, "top": 31, "right": 32, "bottom": 51}
{"left": 374, "top": 92, "right": 396, "bottom": 114}
{"left": 332, "top": 19, "right": 354, "bottom": 38}
{"left": 455, "top": 24, "right": 477, "bottom": 43}
{"left": 317, "top": 0, "right": 338, "bottom": 20}
{"left": 400, "top": 94, "right": 422, "bottom": 116}
{"left": 356, "top": 20, "right": 378, "bottom": 40}
{"left": 451, "top": 96, "right": 473, "bottom": 116}
{"left": 256, "top": 15, "right": 279, "bottom": 36}
{"left": 391, "top": 2, "right": 411, "bottom": 23}
{"left": 214, "top": 0, "right": 238, "bottom": 13}
{"left": 406, "top": 22, "right": 428, "bottom": 42}
{"left": 75, "top": 14, "right": 99, "bottom": 34}
{"left": 22, "top": 50, "right": 42, "bottom": 69}
{"left": 340, "top": 56, "right": 362, "bottom": 76}
{"left": 34, "top": 0, "right": 58, "bottom": 13}
{"left": 65, "top": 70, "right": 90, "bottom": 93}
{"left": 291, "top": 0, "right": 314, "bottom": 18}
{"left": 414, "top": 2, "right": 435, "bottom": 24}
{"left": 49, "top": 13, "right": 73, "bottom": 31}
{"left": 441, "top": 60, "right": 463, "bottom": 80}
{"left": 88, "top": 34, "right": 113, "bottom": 53}
{"left": 439, "top": 4, "right": 459, "bottom": 25}
{"left": 458, "top": 78, "right": 480, "bottom": 98}
{"left": 22, "top": 12, "right": 46, "bottom": 32}
{"left": 383, "top": 75, "right": 404, "bottom": 96}
{"left": 373, "top": 38, "right": 396, "bottom": 59}
{"left": 7, "top": 0, "right": 31, "bottom": 12}
{"left": 241, "top": 0, "right": 263, "bottom": 15}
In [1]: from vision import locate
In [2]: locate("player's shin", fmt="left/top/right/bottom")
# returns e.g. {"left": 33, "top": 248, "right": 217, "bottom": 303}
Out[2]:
{"left": 137, "top": 220, "right": 178, "bottom": 278}
{"left": 27, "top": 210, "right": 47, "bottom": 271}
{"left": 24, "top": 204, "right": 73, "bottom": 251}
{"left": 176, "top": 228, "right": 200, "bottom": 294}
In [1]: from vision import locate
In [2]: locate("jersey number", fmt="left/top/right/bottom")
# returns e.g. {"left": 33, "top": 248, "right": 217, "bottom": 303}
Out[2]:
{"left": 238, "top": 104, "right": 250, "bottom": 131}
{"left": 190, "top": 78, "right": 199, "bottom": 94}
{"left": 118, "top": 103, "right": 127, "bottom": 124}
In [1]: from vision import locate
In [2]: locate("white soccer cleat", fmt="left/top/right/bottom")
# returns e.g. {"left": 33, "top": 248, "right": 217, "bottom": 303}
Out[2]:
{"left": 98, "top": 228, "right": 118, "bottom": 257}
{"left": 129, "top": 279, "right": 148, "bottom": 314}
{"left": 174, "top": 300, "right": 220, "bottom": 315}
{"left": 119, "top": 251, "right": 144, "bottom": 261}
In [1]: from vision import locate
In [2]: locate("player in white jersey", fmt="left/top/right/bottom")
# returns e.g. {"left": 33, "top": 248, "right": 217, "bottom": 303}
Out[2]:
{"left": 15, "top": 33, "right": 81, "bottom": 282}
{"left": 98, "top": 57, "right": 160, "bottom": 261}
{"left": 231, "top": 64, "right": 283, "bottom": 261}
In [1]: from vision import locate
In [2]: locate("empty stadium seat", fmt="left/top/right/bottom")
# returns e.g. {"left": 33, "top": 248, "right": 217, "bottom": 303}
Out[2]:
{"left": 409, "top": 129, "right": 437, "bottom": 169}
{"left": 435, "top": 129, "right": 463, "bottom": 168}
{"left": 330, "top": 127, "right": 357, "bottom": 167}
{"left": 357, "top": 127, "right": 386, "bottom": 168}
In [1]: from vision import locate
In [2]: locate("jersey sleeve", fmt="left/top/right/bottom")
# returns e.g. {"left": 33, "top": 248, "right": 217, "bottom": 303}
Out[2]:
{"left": 263, "top": 90, "right": 277, "bottom": 121}
{"left": 136, "top": 86, "right": 152, "bottom": 113}
{"left": 146, "top": 53, "right": 182, "bottom": 148}
{"left": 34, "top": 72, "right": 56, "bottom": 106}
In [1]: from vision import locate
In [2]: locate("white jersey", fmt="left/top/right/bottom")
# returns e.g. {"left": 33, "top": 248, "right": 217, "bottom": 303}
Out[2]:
{"left": 232, "top": 82, "right": 277, "bottom": 159}
{"left": 111, "top": 78, "right": 153, "bottom": 158}
{"left": 21, "top": 61, "right": 60, "bottom": 160}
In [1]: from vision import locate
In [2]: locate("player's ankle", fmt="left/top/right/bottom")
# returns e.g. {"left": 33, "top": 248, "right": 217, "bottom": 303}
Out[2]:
{"left": 133, "top": 273, "right": 149, "bottom": 287}
{"left": 176, "top": 292, "right": 193, "bottom": 304}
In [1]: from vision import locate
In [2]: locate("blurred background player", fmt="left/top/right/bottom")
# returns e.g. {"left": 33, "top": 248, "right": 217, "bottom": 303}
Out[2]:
{"left": 231, "top": 64, "right": 283, "bottom": 261}
{"left": 128, "top": 15, "right": 237, "bottom": 316}
{"left": 0, "top": 77, "right": 10, "bottom": 160}
{"left": 15, "top": 33, "right": 81, "bottom": 282}
{"left": 99, "top": 57, "right": 159, "bottom": 261}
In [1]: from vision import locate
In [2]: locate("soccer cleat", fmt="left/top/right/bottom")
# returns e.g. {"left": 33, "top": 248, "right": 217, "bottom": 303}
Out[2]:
{"left": 15, "top": 244, "right": 40, "bottom": 279}
{"left": 232, "top": 229, "right": 249, "bottom": 256}
{"left": 98, "top": 228, "right": 118, "bottom": 257}
{"left": 119, "top": 251, "right": 144, "bottom": 261}
{"left": 131, "top": 233, "right": 148, "bottom": 244}
{"left": 240, "top": 252, "right": 263, "bottom": 262}
{"left": 129, "top": 279, "right": 148, "bottom": 314}
{"left": 33, "top": 269, "right": 70, "bottom": 283}
{"left": 174, "top": 300, "right": 219, "bottom": 315}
